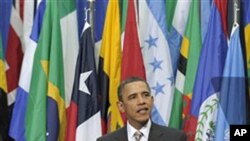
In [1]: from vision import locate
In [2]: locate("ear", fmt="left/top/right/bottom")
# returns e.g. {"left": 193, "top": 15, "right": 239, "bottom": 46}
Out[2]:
{"left": 117, "top": 101, "right": 125, "bottom": 113}
{"left": 151, "top": 95, "right": 154, "bottom": 102}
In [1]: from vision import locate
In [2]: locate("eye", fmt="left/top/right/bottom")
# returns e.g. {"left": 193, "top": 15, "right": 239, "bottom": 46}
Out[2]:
{"left": 128, "top": 94, "right": 136, "bottom": 100}
{"left": 143, "top": 92, "right": 151, "bottom": 97}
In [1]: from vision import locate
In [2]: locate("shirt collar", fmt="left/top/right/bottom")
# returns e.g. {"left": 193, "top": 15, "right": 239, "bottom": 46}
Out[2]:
{"left": 127, "top": 119, "right": 152, "bottom": 140}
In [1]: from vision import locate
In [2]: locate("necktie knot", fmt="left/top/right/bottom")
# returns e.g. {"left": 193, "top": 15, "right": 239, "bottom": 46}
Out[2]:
{"left": 134, "top": 131, "right": 142, "bottom": 141}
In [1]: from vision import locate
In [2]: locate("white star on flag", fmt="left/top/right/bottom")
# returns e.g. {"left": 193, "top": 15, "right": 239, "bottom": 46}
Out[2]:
{"left": 79, "top": 70, "right": 93, "bottom": 95}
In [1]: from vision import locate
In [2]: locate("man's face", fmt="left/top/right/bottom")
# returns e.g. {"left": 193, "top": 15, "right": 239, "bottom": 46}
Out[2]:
{"left": 118, "top": 81, "right": 153, "bottom": 128}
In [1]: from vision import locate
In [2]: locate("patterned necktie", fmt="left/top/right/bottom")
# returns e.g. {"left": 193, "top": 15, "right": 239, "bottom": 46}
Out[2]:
{"left": 134, "top": 131, "right": 142, "bottom": 141}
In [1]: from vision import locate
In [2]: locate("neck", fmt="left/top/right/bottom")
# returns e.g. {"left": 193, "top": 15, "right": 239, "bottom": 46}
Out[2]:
{"left": 129, "top": 120, "right": 149, "bottom": 130}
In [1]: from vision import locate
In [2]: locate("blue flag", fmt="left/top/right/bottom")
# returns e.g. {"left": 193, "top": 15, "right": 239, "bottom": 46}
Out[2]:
{"left": 139, "top": 0, "right": 174, "bottom": 126}
{"left": 185, "top": 1, "right": 228, "bottom": 140}
{"left": 0, "top": 0, "right": 12, "bottom": 54}
{"left": 8, "top": 1, "right": 46, "bottom": 140}
{"left": 214, "top": 26, "right": 247, "bottom": 141}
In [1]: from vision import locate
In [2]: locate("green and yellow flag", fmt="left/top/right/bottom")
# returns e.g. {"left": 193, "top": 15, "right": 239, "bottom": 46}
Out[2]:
{"left": 0, "top": 31, "right": 9, "bottom": 141}
{"left": 25, "top": 0, "right": 72, "bottom": 140}
{"left": 169, "top": 0, "right": 202, "bottom": 129}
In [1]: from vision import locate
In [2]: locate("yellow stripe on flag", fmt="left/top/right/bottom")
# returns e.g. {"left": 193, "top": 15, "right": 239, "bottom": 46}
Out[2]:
{"left": 41, "top": 60, "right": 66, "bottom": 140}
{"left": 48, "top": 81, "right": 66, "bottom": 141}
{"left": 180, "top": 36, "right": 190, "bottom": 58}
{"left": 244, "top": 24, "right": 250, "bottom": 70}
{"left": 100, "top": 0, "right": 124, "bottom": 132}
{"left": 0, "top": 60, "right": 7, "bottom": 92}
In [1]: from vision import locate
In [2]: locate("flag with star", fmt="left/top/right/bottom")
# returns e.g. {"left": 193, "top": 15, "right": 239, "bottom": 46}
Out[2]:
{"left": 138, "top": 0, "right": 174, "bottom": 126}
{"left": 65, "top": 22, "right": 102, "bottom": 141}
{"left": 25, "top": 0, "right": 69, "bottom": 140}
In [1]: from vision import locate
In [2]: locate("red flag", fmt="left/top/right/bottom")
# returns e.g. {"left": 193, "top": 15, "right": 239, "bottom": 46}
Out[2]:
{"left": 6, "top": 5, "right": 24, "bottom": 105}
{"left": 122, "top": 0, "right": 146, "bottom": 81}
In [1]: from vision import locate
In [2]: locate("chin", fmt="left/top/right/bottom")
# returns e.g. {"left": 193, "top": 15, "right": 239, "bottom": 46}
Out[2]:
{"left": 137, "top": 116, "right": 150, "bottom": 123}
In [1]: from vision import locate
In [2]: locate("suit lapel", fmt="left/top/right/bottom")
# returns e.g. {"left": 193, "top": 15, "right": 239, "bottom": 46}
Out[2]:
{"left": 114, "top": 126, "right": 128, "bottom": 141}
{"left": 148, "top": 123, "right": 164, "bottom": 141}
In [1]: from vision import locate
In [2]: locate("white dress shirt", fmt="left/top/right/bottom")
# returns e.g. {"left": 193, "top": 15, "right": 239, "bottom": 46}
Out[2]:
{"left": 127, "top": 120, "right": 152, "bottom": 141}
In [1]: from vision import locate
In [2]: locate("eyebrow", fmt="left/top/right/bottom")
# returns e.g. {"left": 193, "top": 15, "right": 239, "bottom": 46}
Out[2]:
{"left": 126, "top": 90, "right": 150, "bottom": 97}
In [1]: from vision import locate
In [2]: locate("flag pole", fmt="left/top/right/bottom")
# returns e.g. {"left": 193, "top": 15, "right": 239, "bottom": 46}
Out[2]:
{"left": 88, "top": 0, "right": 95, "bottom": 41}
{"left": 233, "top": 0, "right": 240, "bottom": 26}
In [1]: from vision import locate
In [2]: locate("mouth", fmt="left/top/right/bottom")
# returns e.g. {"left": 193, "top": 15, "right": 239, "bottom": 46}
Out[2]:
{"left": 137, "top": 107, "right": 149, "bottom": 114}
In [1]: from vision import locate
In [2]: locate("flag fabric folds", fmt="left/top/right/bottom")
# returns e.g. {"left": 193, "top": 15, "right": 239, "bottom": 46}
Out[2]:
{"left": 122, "top": 0, "right": 146, "bottom": 81}
{"left": 242, "top": 0, "right": 250, "bottom": 80}
{"left": 9, "top": 0, "right": 46, "bottom": 140}
{"left": 60, "top": 0, "right": 79, "bottom": 109}
{"left": 138, "top": 0, "right": 174, "bottom": 126}
{"left": 200, "top": 0, "right": 212, "bottom": 43}
{"left": 98, "top": 0, "right": 123, "bottom": 133}
{"left": 1, "top": 0, "right": 250, "bottom": 140}
{"left": 6, "top": 2, "right": 24, "bottom": 105}
{"left": 0, "top": 31, "right": 9, "bottom": 141}
{"left": 25, "top": 1, "right": 67, "bottom": 140}
{"left": 169, "top": 0, "right": 202, "bottom": 129}
{"left": 66, "top": 22, "right": 101, "bottom": 141}
{"left": 183, "top": 1, "right": 228, "bottom": 141}
{"left": 0, "top": 0, "right": 12, "bottom": 54}
{"left": 168, "top": 0, "right": 191, "bottom": 76}
{"left": 94, "top": 0, "right": 108, "bottom": 71}
{"left": 214, "top": 25, "right": 247, "bottom": 141}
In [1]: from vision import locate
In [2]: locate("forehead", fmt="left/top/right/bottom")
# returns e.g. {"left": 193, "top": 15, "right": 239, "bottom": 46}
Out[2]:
{"left": 123, "top": 81, "right": 149, "bottom": 94}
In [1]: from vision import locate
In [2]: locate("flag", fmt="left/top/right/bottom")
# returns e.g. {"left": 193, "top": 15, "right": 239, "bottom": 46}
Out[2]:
{"left": 165, "top": 0, "right": 177, "bottom": 31}
{"left": 98, "top": 0, "right": 123, "bottom": 133}
{"left": 66, "top": 22, "right": 102, "bottom": 141}
{"left": 94, "top": 0, "right": 108, "bottom": 70}
{"left": 169, "top": 0, "right": 202, "bottom": 129}
{"left": 168, "top": 0, "right": 191, "bottom": 76}
{"left": 6, "top": 2, "right": 24, "bottom": 106}
{"left": 60, "top": 0, "right": 79, "bottom": 109}
{"left": 9, "top": 0, "right": 46, "bottom": 140}
{"left": 183, "top": 1, "right": 228, "bottom": 141}
{"left": 138, "top": 0, "right": 174, "bottom": 126}
{"left": 200, "top": 0, "right": 212, "bottom": 43}
{"left": 242, "top": 0, "right": 250, "bottom": 124}
{"left": 75, "top": 0, "right": 87, "bottom": 38}
{"left": 120, "top": 0, "right": 128, "bottom": 49}
{"left": 121, "top": 0, "right": 128, "bottom": 33}
{"left": 214, "top": 25, "right": 247, "bottom": 141}
{"left": 242, "top": 0, "right": 250, "bottom": 84}
{"left": 25, "top": 1, "right": 67, "bottom": 140}
{"left": 120, "top": 0, "right": 146, "bottom": 125}
{"left": 0, "top": 0, "right": 12, "bottom": 54}
{"left": 122, "top": 0, "right": 146, "bottom": 81}
{"left": 0, "top": 31, "right": 8, "bottom": 141}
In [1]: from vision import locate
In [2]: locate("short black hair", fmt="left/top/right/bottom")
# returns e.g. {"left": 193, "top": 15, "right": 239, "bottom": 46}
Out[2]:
{"left": 117, "top": 77, "right": 151, "bottom": 101}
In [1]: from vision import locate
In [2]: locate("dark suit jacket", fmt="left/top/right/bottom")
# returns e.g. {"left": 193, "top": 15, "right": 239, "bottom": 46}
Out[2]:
{"left": 97, "top": 122, "right": 187, "bottom": 141}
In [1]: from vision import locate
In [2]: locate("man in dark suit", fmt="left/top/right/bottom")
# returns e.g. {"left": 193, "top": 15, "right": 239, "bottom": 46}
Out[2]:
{"left": 97, "top": 77, "right": 186, "bottom": 141}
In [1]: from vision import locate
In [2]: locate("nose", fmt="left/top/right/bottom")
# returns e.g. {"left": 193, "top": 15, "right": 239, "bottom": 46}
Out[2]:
{"left": 137, "top": 95, "right": 145, "bottom": 104}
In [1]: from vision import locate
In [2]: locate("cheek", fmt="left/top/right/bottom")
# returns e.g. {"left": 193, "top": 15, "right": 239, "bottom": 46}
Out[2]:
{"left": 124, "top": 103, "right": 136, "bottom": 112}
